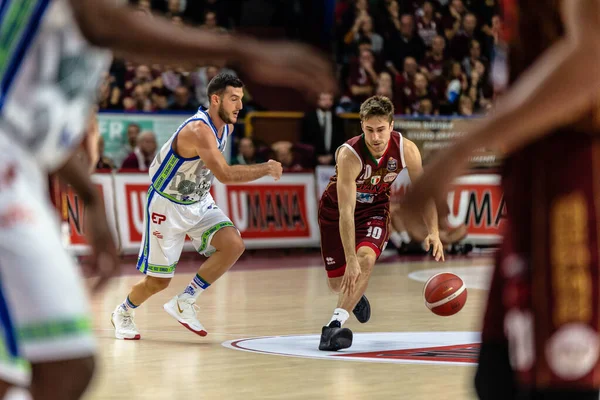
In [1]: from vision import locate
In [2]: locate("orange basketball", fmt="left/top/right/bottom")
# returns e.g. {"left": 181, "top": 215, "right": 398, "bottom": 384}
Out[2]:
{"left": 423, "top": 272, "right": 467, "bottom": 316}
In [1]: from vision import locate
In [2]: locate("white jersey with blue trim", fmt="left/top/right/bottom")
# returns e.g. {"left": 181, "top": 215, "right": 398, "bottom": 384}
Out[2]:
{"left": 149, "top": 108, "right": 229, "bottom": 204}
{"left": 0, "top": 0, "right": 111, "bottom": 172}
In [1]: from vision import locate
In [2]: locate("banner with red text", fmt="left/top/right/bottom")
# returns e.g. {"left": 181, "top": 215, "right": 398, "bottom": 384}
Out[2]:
{"left": 63, "top": 173, "right": 119, "bottom": 255}
{"left": 112, "top": 173, "right": 319, "bottom": 253}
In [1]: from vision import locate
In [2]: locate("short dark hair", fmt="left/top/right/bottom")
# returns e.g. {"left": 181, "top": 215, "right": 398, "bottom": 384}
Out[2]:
{"left": 359, "top": 96, "right": 394, "bottom": 123}
{"left": 207, "top": 73, "right": 244, "bottom": 97}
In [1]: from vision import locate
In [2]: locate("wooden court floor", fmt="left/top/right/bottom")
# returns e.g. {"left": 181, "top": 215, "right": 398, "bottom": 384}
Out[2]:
{"left": 79, "top": 250, "right": 493, "bottom": 400}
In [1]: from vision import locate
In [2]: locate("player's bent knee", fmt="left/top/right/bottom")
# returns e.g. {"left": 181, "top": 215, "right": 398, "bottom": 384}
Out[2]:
{"left": 212, "top": 227, "right": 245, "bottom": 259}
{"left": 144, "top": 276, "right": 171, "bottom": 293}
{"left": 31, "top": 356, "right": 95, "bottom": 399}
{"left": 328, "top": 277, "right": 342, "bottom": 293}
{"left": 357, "top": 249, "right": 376, "bottom": 274}
{"left": 229, "top": 235, "right": 245, "bottom": 259}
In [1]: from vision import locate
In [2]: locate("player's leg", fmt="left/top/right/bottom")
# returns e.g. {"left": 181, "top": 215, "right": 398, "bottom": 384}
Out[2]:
{"left": 320, "top": 218, "right": 371, "bottom": 325}
{"left": 319, "top": 215, "right": 388, "bottom": 351}
{"left": 474, "top": 244, "right": 518, "bottom": 400}
{"left": 163, "top": 203, "right": 243, "bottom": 336}
{"left": 0, "top": 149, "right": 96, "bottom": 399}
{"left": 112, "top": 193, "right": 185, "bottom": 340}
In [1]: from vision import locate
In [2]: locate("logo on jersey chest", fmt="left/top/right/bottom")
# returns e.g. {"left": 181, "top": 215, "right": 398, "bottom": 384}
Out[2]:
{"left": 387, "top": 157, "right": 398, "bottom": 171}
{"left": 370, "top": 176, "right": 381, "bottom": 185}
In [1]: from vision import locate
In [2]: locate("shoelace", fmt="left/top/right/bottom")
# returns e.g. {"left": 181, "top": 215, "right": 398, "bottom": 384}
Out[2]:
{"left": 179, "top": 299, "right": 201, "bottom": 319}
{"left": 121, "top": 314, "right": 136, "bottom": 330}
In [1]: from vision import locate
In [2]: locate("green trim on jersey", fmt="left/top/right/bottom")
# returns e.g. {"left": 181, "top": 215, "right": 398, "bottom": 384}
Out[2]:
{"left": 0, "top": 0, "right": 38, "bottom": 82}
{"left": 18, "top": 317, "right": 92, "bottom": 342}
{"left": 196, "top": 221, "right": 235, "bottom": 254}
{"left": 151, "top": 153, "right": 179, "bottom": 190}
{"left": 152, "top": 189, "right": 200, "bottom": 205}
{"left": 147, "top": 262, "right": 178, "bottom": 275}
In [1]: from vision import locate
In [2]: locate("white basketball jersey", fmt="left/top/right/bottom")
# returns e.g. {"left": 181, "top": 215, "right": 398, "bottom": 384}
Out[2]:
{"left": 149, "top": 108, "right": 230, "bottom": 204}
{"left": 0, "top": 0, "right": 111, "bottom": 171}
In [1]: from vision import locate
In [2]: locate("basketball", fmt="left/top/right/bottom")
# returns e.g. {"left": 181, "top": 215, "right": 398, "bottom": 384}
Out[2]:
{"left": 423, "top": 273, "right": 467, "bottom": 316}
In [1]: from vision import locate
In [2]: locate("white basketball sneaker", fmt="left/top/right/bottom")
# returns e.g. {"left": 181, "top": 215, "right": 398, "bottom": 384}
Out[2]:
{"left": 111, "top": 306, "right": 141, "bottom": 340}
{"left": 163, "top": 296, "right": 208, "bottom": 336}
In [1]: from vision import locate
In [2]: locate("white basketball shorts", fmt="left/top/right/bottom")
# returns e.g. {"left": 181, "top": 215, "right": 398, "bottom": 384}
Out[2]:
{"left": 136, "top": 189, "right": 235, "bottom": 278}
{"left": 0, "top": 134, "right": 95, "bottom": 386}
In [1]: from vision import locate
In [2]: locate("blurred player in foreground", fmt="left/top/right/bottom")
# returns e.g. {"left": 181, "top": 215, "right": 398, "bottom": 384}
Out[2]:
{"left": 400, "top": 1, "right": 600, "bottom": 398}
{"left": 0, "top": 0, "right": 335, "bottom": 398}
{"left": 317, "top": 96, "right": 444, "bottom": 351}
{"left": 111, "top": 74, "right": 282, "bottom": 339}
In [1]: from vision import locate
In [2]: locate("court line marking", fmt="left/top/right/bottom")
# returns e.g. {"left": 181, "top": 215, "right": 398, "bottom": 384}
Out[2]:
{"left": 222, "top": 332, "right": 480, "bottom": 366}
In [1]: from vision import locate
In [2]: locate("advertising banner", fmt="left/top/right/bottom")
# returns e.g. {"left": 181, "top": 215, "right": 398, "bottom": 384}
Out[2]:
{"left": 62, "top": 173, "right": 118, "bottom": 255}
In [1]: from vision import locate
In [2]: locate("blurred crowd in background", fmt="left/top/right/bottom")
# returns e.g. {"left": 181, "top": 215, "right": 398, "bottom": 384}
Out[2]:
{"left": 97, "top": 0, "right": 499, "bottom": 172}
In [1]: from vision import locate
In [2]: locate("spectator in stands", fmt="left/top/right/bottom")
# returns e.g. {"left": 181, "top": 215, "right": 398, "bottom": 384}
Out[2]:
{"left": 376, "top": 71, "right": 403, "bottom": 113}
{"left": 161, "top": 65, "right": 188, "bottom": 94}
{"left": 232, "top": 137, "right": 265, "bottom": 165}
{"left": 462, "top": 39, "right": 487, "bottom": 77}
{"left": 98, "top": 73, "right": 122, "bottom": 110}
{"left": 442, "top": 0, "right": 466, "bottom": 41}
{"left": 344, "top": 14, "right": 384, "bottom": 56}
{"left": 271, "top": 141, "right": 309, "bottom": 171}
{"left": 466, "top": 60, "right": 493, "bottom": 112}
{"left": 121, "top": 131, "right": 157, "bottom": 171}
{"left": 384, "top": 14, "right": 426, "bottom": 75}
{"left": 418, "top": 98, "right": 435, "bottom": 116}
{"left": 124, "top": 64, "right": 154, "bottom": 98}
{"left": 169, "top": 85, "right": 198, "bottom": 111}
{"left": 348, "top": 49, "right": 379, "bottom": 107}
{"left": 201, "top": 11, "right": 228, "bottom": 33}
{"left": 458, "top": 95, "right": 473, "bottom": 116}
{"left": 96, "top": 136, "right": 116, "bottom": 170}
{"left": 449, "top": 13, "right": 480, "bottom": 62}
{"left": 394, "top": 56, "right": 418, "bottom": 107}
{"left": 416, "top": 1, "right": 442, "bottom": 48}
{"left": 436, "top": 60, "right": 466, "bottom": 114}
{"left": 482, "top": 14, "right": 502, "bottom": 62}
{"left": 167, "top": 0, "right": 185, "bottom": 15}
{"left": 423, "top": 35, "right": 446, "bottom": 79}
{"left": 300, "top": 92, "right": 345, "bottom": 166}
{"left": 123, "top": 84, "right": 154, "bottom": 112}
{"left": 406, "top": 72, "right": 435, "bottom": 114}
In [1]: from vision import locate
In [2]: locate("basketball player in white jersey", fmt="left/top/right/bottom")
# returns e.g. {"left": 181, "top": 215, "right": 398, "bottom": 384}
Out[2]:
{"left": 111, "top": 74, "right": 282, "bottom": 339}
{"left": 0, "top": 0, "right": 332, "bottom": 397}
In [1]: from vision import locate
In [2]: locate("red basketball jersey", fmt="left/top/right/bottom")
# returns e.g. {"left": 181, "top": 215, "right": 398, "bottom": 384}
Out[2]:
{"left": 320, "top": 131, "right": 406, "bottom": 220}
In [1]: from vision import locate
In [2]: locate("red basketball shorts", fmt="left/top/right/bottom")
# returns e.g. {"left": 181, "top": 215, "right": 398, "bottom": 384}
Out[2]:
{"left": 318, "top": 209, "right": 390, "bottom": 278}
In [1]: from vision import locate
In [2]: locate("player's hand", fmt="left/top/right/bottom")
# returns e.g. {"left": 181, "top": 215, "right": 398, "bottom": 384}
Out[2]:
{"left": 239, "top": 39, "right": 337, "bottom": 102}
{"left": 267, "top": 159, "right": 283, "bottom": 181}
{"left": 424, "top": 233, "right": 445, "bottom": 262}
{"left": 341, "top": 258, "right": 361, "bottom": 295}
{"left": 85, "top": 199, "right": 120, "bottom": 293}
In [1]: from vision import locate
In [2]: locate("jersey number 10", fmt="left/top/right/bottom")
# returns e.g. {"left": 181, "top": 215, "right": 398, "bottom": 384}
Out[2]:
{"left": 366, "top": 226, "right": 382, "bottom": 240}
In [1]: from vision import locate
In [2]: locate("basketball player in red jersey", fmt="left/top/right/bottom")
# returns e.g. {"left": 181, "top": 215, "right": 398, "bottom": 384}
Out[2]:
{"left": 318, "top": 96, "right": 445, "bottom": 351}
{"left": 400, "top": 1, "right": 600, "bottom": 398}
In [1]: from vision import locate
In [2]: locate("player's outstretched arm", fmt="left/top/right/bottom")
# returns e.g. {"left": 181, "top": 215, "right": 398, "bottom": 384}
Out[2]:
{"left": 403, "top": 140, "right": 444, "bottom": 261}
{"left": 185, "top": 122, "right": 282, "bottom": 184}
{"left": 336, "top": 147, "right": 363, "bottom": 294}
{"left": 400, "top": 0, "right": 600, "bottom": 233}
{"left": 69, "top": 0, "right": 336, "bottom": 99}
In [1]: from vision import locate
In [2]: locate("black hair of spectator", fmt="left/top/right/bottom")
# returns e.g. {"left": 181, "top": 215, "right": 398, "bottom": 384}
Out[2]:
{"left": 207, "top": 73, "right": 244, "bottom": 98}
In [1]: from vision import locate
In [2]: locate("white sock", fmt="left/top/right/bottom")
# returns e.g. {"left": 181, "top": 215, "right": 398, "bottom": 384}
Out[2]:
{"left": 399, "top": 231, "right": 411, "bottom": 243}
{"left": 328, "top": 308, "right": 349, "bottom": 327}
{"left": 389, "top": 231, "right": 403, "bottom": 247}
{"left": 178, "top": 274, "right": 210, "bottom": 300}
